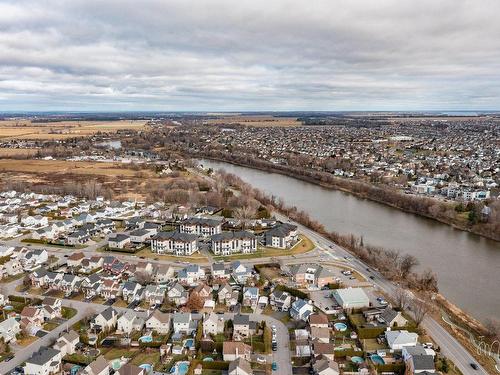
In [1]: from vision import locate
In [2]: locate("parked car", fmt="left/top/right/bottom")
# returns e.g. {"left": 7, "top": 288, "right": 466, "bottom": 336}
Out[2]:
{"left": 470, "top": 363, "right": 479, "bottom": 370}
{"left": 256, "top": 356, "right": 266, "bottom": 364}
{"left": 272, "top": 362, "right": 278, "bottom": 371}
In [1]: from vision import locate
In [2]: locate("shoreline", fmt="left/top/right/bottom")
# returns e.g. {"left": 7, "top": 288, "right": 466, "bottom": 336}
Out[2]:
{"left": 196, "top": 155, "right": 499, "bottom": 242}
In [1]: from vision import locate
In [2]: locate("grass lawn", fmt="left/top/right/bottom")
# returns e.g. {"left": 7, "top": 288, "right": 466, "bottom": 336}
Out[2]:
{"left": 62, "top": 306, "right": 78, "bottom": 319}
{"left": 43, "top": 322, "right": 59, "bottom": 331}
{"left": 102, "top": 348, "right": 137, "bottom": 360}
{"left": 17, "top": 335, "right": 38, "bottom": 347}
{"left": 361, "top": 338, "right": 387, "bottom": 351}
{"left": 0, "top": 273, "right": 24, "bottom": 284}
{"left": 214, "top": 234, "right": 314, "bottom": 260}
{"left": 113, "top": 299, "right": 128, "bottom": 308}
{"left": 135, "top": 248, "right": 208, "bottom": 263}
{"left": 130, "top": 351, "right": 161, "bottom": 366}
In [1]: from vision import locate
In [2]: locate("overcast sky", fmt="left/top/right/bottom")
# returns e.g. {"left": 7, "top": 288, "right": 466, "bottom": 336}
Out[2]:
{"left": 0, "top": 0, "right": 499, "bottom": 111}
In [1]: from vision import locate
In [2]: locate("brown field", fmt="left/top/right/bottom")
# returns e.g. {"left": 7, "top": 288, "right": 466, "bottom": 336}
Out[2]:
{"left": 0, "top": 159, "right": 153, "bottom": 177}
{"left": 204, "top": 115, "right": 300, "bottom": 127}
{"left": 0, "top": 120, "right": 148, "bottom": 140}
{"left": 0, "top": 148, "right": 37, "bottom": 157}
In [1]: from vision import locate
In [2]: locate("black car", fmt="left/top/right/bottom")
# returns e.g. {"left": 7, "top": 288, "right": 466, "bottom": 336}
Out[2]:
{"left": 470, "top": 363, "right": 479, "bottom": 370}
{"left": 369, "top": 275, "right": 375, "bottom": 279}
{"left": 3, "top": 354, "right": 14, "bottom": 362}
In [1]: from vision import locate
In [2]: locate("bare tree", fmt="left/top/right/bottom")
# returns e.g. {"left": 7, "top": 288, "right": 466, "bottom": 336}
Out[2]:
{"left": 484, "top": 318, "right": 500, "bottom": 341}
{"left": 393, "top": 287, "right": 411, "bottom": 311}
{"left": 398, "top": 254, "right": 419, "bottom": 278}
{"left": 411, "top": 299, "right": 431, "bottom": 327}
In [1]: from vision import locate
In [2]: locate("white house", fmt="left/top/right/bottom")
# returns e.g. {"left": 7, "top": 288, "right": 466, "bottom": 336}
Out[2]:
{"left": 53, "top": 330, "right": 80, "bottom": 357}
{"left": 210, "top": 231, "right": 257, "bottom": 255}
{"left": 385, "top": 330, "right": 419, "bottom": 350}
{"left": 92, "top": 307, "right": 118, "bottom": 332}
{"left": 24, "top": 346, "right": 62, "bottom": 375}
{"left": 117, "top": 310, "right": 145, "bottom": 335}
{"left": 180, "top": 217, "right": 222, "bottom": 237}
{"left": 0, "top": 317, "right": 21, "bottom": 343}
{"left": 203, "top": 313, "right": 225, "bottom": 336}
{"left": 146, "top": 310, "right": 171, "bottom": 334}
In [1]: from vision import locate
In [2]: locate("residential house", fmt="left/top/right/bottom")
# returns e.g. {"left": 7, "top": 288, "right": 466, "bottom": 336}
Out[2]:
{"left": 129, "top": 229, "right": 152, "bottom": 244}
{"left": 92, "top": 307, "right": 118, "bottom": 332}
{"left": 67, "top": 230, "right": 91, "bottom": 246}
{"left": 172, "top": 312, "right": 198, "bottom": 335}
{"left": 146, "top": 310, "right": 171, "bottom": 334}
{"left": 81, "top": 355, "right": 110, "bottom": 375}
{"left": 290, "top": 264, "right": 336, "bottom": 288}
{"left": 81, "top": 274, "right": 103, "bottom": 299}
{"left": 116, "top": 363, "right": 145, "bottom": 375}
{"left": 228, "top": 358, "right": 253, "bottom": 375}
{"left": 53, "top": 330, "right": 79, "bottom": 357}
{"left": 167, "top": 283, "right": 188, "bottom": 306}
{"left": 312, "top": 341, "right": 335, "bottom": 361}
{"left": 231, "top": 261, "right": 252, "bottom": 284}
{"left": 67, "top": 252, "right": 85, "bottom": 268}
{"left": 117, "top": 310, "right": 145, "bottom": 335}
{"left": 385, "top": 330, "right": 419, "bottom": 350}
{"left": 403, "top": 346, "right": 437, "bottom": 375}
{"left": 290, "top": 299, "right": 314, "bottom": 321}
{"left": 143, "top": 284, "right": 167, "bottom": 306}
{"left": 311, "top": 326, "right": 330, "bottom": 344}
{"left": 177, "top": 264, "right": 205, "bottom": 285}
{"left": 222, "top": 341, "right": 252, "bottom": 362}
{"left": 378, "top": 308, "right": 408, "bottom": 327}
{"left": 212, "top": 262, "right": 231, "bottom": 280}
{"left": 41, "top": 297, "right": 62, "bottom": 320}
{"left": 242, "top": 287, "right": 259, "bottom": 308}
{"left": 203, "top": 313, "right": 225, "bottom": 336}
{"left": 192, "top": 283, "right": 213, "bottom": 302}
{"left": 0, "top": 317, "right": 21, "bottom": 343}
{"left": 108, "top": 234, "right": 131, "bottom": 249}
{"left": 24, "top": 346, "right": 62, "bottom": 375}
{"left": 154, "top": 264, "right": 175, "bottom": 283}
{"left": 121, "top": 281, "right": 143, "bottom": 303}
{"left": 312, "top": 355, "right": 340, "bottom": 375}
{"left": 233, "top": 314, "right": 253, "bottom": 339}
{"left": 269, "top": 289, "right": 292, "bottom": 312}
{"left": 20, "top": 306, "right": 45, "bottom": 330}
{"left": 217, "top": 283, "right": 233, "bottom": 305}
{"left": 309, "top": 313, "right": 329, "bottom": 329}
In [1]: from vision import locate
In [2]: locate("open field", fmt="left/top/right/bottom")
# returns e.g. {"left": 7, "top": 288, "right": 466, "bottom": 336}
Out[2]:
{"left": 204, "top": 115, "right": 300, "bottom": 127}
{"left": 0, "top": 159, "right": 153, "bottom": 177}
{"left": 0, "top": 148, "right": 37, "bottom": 157}
{"left": 0, "top": 119, "right": 148, "bottom": 140}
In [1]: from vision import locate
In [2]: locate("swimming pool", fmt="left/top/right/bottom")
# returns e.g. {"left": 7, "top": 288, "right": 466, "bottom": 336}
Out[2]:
{"left": 183, "top": 338, "right": 194, "bottom": 348}
{"left": 203, "top": 357, "right": 214, "bottom": 362}
{"left": 334, "top": 322, "right": 348, "bottom": 331}
{"left": 351, "top": 356, "right": 364, "bottom": 364}
{"left": 170, "top": 361, "right": 190, "bottom": 375}
{"left": 370, "top": 354, "right": 385, "bottom": 365}
{"left": 139, "top": 335, "right": 153, "bottom": 343}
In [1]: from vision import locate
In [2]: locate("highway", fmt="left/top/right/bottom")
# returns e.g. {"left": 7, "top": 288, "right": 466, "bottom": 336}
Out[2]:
{"left": 274, "top": 212, "right": 488, "bottom": 375}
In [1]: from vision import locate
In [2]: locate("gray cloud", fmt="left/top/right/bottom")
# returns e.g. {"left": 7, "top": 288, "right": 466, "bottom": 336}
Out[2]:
{"left": 0, "top": 0, "right": 499, "bottom": 111}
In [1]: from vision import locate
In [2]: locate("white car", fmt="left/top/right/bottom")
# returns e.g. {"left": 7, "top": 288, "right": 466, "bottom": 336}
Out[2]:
{"left": 256, "top": 356, "right": 266, "bottom": 364}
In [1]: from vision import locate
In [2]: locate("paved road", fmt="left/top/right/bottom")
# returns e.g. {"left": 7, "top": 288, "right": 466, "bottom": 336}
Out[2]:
{"left": 274, "top": 212, "right": 488, "bottom": 375}
{"left": 224, "top": 312, "right": 292, "bottom": 375}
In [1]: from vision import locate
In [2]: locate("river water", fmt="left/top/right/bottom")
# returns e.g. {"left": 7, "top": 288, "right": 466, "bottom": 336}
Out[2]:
{"left": 200, "top": 159, "right": 500, "bottom": 322}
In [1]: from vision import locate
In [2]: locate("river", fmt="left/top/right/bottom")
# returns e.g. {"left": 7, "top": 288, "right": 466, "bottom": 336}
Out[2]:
{"left": 200, "top": 159, "right": 500, "bottom": 323}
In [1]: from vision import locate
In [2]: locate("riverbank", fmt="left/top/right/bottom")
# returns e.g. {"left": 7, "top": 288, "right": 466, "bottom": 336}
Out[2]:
{"left": 196, "top": 155, "right": 499, "bottom": 242}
